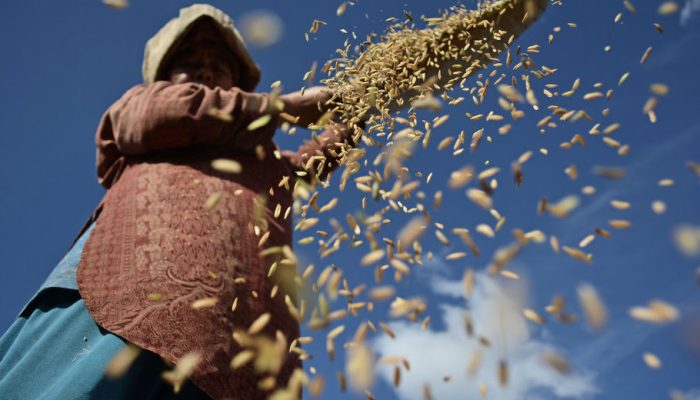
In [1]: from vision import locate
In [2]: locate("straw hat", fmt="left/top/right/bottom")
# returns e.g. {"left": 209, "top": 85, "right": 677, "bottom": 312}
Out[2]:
{"left": 142, "top": 4, "right": 261, "bottom": 91}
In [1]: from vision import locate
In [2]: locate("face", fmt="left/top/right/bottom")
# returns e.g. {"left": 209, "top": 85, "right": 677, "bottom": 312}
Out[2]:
{"left": 165, "top": 20, "right": 240, "bottom": 90}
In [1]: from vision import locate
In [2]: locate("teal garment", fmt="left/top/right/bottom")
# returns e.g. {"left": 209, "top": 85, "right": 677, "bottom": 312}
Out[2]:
{"left": 1, "top": 225, "right": 210, "bottom": 399}
{"left": 18, "top": 223, "right": 96, "bottom": 318}
{"left": 0, "top": 291, "right": 209, "bottom": 400}
{"left": 38, "top": 224, "right": 96, "bottom": 291}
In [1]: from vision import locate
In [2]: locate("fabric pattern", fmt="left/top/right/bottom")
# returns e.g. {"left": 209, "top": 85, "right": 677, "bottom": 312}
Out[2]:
{"left": 77, "top": 81, "right": 355, "bottom": 399}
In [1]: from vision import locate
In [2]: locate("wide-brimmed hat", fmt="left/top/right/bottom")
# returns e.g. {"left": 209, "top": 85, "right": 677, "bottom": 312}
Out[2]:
{"left": 142, "top": 4, "right": 261, "bottom": 91}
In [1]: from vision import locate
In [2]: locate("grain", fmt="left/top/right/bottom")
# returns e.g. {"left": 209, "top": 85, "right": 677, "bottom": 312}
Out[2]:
{"left": 578, "top": 283, "right": 607, "bottom": 329}
{"left": 191, "top": 297, "right": 218, "bottom": 309}
{"left": 211, "top": 159, "right": 242, "bottom": 174}
{"left": 658, "top": 2, "right": 679, "bottom": 15}
{"left": 247, "top": 114, "right": 272, "bottom": 130}
{"left": 105, "top": 344, "right": 141, "bottom": 378}
{"left": 103, "top": 0, "right": 128, "bottom": 9}
{"left": 248, "top": 313, "right": 272, "bottom": 334}
{"left": 161, "top": 352, "right": 201, "bottom": 393}
{"left": 642, "top": 352, "right": 662, "bottom": 369}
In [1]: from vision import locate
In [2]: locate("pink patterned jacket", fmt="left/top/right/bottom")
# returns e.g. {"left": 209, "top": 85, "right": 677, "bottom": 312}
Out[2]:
{"left": 76, "top": 81, "right": 352, "bottom": 399}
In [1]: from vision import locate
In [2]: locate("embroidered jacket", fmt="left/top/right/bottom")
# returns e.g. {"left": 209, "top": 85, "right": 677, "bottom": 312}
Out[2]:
{"left": 76, "top": 81, "right": 352, "bottom": 399}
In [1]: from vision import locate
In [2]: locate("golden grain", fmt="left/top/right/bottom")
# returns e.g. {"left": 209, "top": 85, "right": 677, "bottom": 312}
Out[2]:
{"left": 578, "top": 283, "right": 607, "bottom": 329}
{"left": 211, "top": 159, "right": 242, "bottom": 174}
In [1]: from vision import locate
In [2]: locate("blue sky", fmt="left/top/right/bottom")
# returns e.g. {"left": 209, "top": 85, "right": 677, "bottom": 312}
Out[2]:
{"left": 1, "top": 1, "right": 699, "bottom": 399}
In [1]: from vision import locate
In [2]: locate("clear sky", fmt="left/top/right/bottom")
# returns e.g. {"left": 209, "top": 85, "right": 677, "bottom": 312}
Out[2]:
{"left": 1, "top": 1, "right": 699, "bottom": 399}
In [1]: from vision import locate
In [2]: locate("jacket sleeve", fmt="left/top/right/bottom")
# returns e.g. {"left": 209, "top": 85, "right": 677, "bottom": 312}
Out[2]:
{"left": 281, "top": 123, "right": 358, "bottom": 183}
{"left": 96, "top": 81, "right": 277, "bottom": 188}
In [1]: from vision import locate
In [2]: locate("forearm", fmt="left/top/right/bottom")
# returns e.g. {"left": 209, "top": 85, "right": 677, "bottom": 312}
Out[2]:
{"left": 278, "top": 87, "right": 333, "bottom": 128}
{"left": 106, "top": 81, "right": 276, "bottom": 155}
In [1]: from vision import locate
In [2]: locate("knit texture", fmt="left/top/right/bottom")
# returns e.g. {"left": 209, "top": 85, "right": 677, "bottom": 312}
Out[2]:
{"left": 78, "top": 82, "right": 353, "bottom": 399}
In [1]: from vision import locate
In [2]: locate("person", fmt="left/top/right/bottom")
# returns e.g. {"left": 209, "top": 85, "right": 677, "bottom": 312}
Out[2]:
{"left": 0, "top": 4, "right": 357, "bottom": 399}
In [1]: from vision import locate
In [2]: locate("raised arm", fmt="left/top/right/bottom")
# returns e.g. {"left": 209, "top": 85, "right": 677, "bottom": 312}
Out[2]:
{"left": 96, "top": 81, "right": 277, "bottom": 187}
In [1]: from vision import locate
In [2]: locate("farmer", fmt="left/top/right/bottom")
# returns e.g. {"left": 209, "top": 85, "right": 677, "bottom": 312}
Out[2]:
{"left": 0, "top": 4, "right": 355, "bottom": 399}
{"left": 0, "top": 0, "right": 550, "bottom": 398}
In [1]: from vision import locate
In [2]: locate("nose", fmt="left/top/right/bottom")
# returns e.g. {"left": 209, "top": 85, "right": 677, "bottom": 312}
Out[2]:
{"left": 194, "top": 67, "right": 214, "bottom": 84}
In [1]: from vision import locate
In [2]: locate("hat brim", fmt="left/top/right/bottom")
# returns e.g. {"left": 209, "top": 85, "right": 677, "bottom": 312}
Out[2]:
{"left": 142, "top": 4, "right": 261, "bottom": 92}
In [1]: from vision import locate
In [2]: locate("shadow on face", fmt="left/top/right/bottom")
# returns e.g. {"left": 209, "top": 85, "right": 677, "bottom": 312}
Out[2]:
{"left": 160, "top": 18, "right": 241, "bottom": 90}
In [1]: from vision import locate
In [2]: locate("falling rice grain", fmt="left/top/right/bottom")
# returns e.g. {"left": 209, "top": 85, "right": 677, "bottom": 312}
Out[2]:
{"left": 500, "top": 270, "right": 519, "bottom": 280}
{"left": 579, "top": 234, "right": 595, "bottom": 248}
{"left": 658, "top": 2, "right": 679, "bottom": 15}
{"left": 463, "top": 269, "right": 475, "bottom": 299}
{"left": 319, "top": 198, "right": 339, "bottom": 213}
{"left": 583, "top": 92, "right": 604, "bottom": 100}
{"left": 467, "top": 189, "right": 492, "bottom": 210}
{"left": 191, "top": 297, "right": 218, "bottom": 309}
{"left": 211, "top": 159, "right": 242, "bottom": 174}
{"left": 523, "top": 308, "right": 545, "bottom": 324}
{"left": 379, "top": 322, "right": 396, "bottom": 338}
{"left": 230, "top": 350, "right": 256, "bottom": 369}
{"left": 609, "top": 219, "right": 632, "bottom": 229}
{"left": 161, "top": 352, "right": 201, "bottom": 394}
{"left": 105, "top": 344, "right": 141, "bottom": 378}
{"left": 296, "top": 218, "right": 319, "bottom": 231}
{"left": 206, "top": 107, "right": 233, "bottom": 122}
{"left": 470, "top": 129, "right": 484, "bottom": 152}
{"left": 498, "top": 360, "right": 509, "bottom": 387}
{"left": 651, "top": 200, "right": 667, "bottom": 214}
{"left": 204, "top": 192, "right": 222, "bottom": 209}
{"left": 337, "top": 2, "right": 348, "bottom": 16}
{"left": 433, "top": 115, "right": 450, "bottom": 128}
{"left": 629, "top": 300, "right": 679, "bottom": 323}
{"left": 446, "top": 251, "right": 467, "bottom": 260}
{"left": 642, "top": 352, "right": 662, "bottom": 369}
{"left": 673, "top": 225, "right": 700, "bottom": 256}
{"left": 563, "top": 246, "right": 592, "bottom": 263}
{"left": 578, "top": 283, "right": 607, "bottom": 329}
{"left": 103, "top": 0, "right": 128, "bottom": 9}
{"left": 650, "top": 83, "right": 669, "bottom": 96}
{"left": 476, "top": 224, "right": 495, "bottom": 238}
{"left": 248, "top": 313, "right": 272, "bottom": 334}
{"left": 435, "top": 230, "right": 450, "bottom": 246}
{"left": 593, "top": 166, "right": 626, "bottom": 180}
{"left": 247, "top": 114, "right": 272, "bottom": 130}
{"left": 369, "top": 286, "right": 396, "bottom": 301}
{"left": 541, "top": 351, "right": 570, "bottom": 374}
{"left": 361, "top": 249, "right": 386, "bottom": 266}
{"left": 619, "top": 72, "right": 630, "bottom": 86}
{"left": 346, "top": 344, "right": 374, "bottom": 391}
{"left": 582, "top": 185, "right": 596, "bottom": 195}
{"left": 610, "top": 200, "right": 631, "bottom": 210}
{"left": 449, "top": 166, "right": 474, "bottom": 189}
{"left": 397, "top": 217, "right": 426, "bottom": 249}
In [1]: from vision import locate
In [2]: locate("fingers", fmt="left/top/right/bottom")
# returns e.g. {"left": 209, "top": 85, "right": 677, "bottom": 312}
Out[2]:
{"left": 306, "top": 88, "right": 332, "bottom": 110}
{"left": 279, "top": 86, "right": 336, "bottom": 127}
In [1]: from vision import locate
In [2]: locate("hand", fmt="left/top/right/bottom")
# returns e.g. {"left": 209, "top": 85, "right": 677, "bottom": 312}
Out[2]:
{"left": 279, "top": 86, "right": 334, "bottom": 127}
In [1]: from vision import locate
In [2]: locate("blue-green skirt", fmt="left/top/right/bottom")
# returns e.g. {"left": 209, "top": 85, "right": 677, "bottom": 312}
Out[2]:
{"left": 0, "top": 223, "right": 209, "bottom": 399}
{"left": 0, "top": 290, "right": 210, "bottom": 400}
